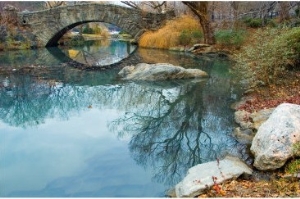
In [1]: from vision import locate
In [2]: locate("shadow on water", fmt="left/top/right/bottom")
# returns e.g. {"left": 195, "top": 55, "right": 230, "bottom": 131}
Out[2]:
{"left": 0, "top": 43, "right": 248, "bottom": 197}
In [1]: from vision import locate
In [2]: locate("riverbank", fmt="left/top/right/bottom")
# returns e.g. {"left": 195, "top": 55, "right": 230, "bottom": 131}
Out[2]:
{"left": 184, "top": 41, "right": 300, "bottom": 197}
{"left": 196, "top": 73, "right": 300, "bottom": 197}
{"left": 197, "top": 177, "right": 300, "bottom": 197}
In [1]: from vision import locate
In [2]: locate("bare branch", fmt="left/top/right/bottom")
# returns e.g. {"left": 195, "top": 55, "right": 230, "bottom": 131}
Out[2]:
{"left": 121, "top": 1, "right": 141, "bottom": 10}
{"left": 121, "top": 1, "right": 167, "bottom": 13}
{"left": 44, "top": 1, "right": 66, "bottom": 9}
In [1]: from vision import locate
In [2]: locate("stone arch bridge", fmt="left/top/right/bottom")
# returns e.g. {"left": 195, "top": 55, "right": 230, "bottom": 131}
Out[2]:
{"left": 17, "top": 3, "right": 175, "bottom": 47}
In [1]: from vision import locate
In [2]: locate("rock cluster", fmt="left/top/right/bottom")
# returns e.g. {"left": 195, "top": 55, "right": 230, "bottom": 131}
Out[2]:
{"left": 234, "top": 103, "right": 300, "bottom": 170}
{"left": 173, "top": 103, "right": 300, "bottom": 197}
{"left": 233, "top": 108, "right": 274, "bottom": 144}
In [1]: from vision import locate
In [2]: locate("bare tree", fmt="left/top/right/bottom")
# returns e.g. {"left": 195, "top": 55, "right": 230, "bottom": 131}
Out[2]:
{"left": 121, "top": 1, "right": 141, "bottom": 10}
{"left": 145, "top": 1, "right": 167, "bottom": 13}
{"left": 182, "top": 1, "right": 215, "bottom": 45}
{"left": 44, "top": 1, "right": 66, "bottom": 9}
{"left": 121, "top": 1, "right": 167, "bottom": 13}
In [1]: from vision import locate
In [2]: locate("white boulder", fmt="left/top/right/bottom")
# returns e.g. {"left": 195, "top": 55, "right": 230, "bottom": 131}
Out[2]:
{"left": 250, "top": 103, "right": 300, "bottom": 170}
{"left": 175, "top": 156, "right": 252, "bottom": 197}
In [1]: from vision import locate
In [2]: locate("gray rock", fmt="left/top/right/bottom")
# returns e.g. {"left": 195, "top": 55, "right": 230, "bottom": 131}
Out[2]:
{"left": 230, "top": 96, "right": 253, "bottom": 110}
{"left": 118, "top": 63, "right": 208, "bottom": 81}
{"left": 188, "top": 43, "right": 211, "bottom": 52}
{"left": 233, "top": 108, "right": 274, "bottom": 144}
{"left": 250, "top": 103, "right": 300, "bottom": 170}
{"left": 250, "top": 108, "right": 275, "bottom": 130}
{"left": 234, "top": 110, "right": 253, "bottom": 129}
{"left": 233, "top": 127, "right": 255, "bottom": 144}
{"left": 175, "top": 156, "right": 252, "bottom": 197}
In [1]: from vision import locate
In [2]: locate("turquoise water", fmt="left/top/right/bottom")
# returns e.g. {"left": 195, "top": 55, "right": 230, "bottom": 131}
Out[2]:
{"left": 0, "top": 40, "right": 244, "bottom": 197}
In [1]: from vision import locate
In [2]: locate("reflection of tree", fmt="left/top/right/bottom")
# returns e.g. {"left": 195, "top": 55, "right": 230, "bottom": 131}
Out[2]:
{"left": 0, "top": 67, "right": 119, "bottom": 127}
{"left": 128, "top": 83, "right": 208, "bottom": 185}
{"left": 0, "top": 47, "right": 244, "bottom": 188}
{"left": 0, "top": 74, "right": 51, "bottom": 126}
{"left": 109, "top": 77, "right": 238, "bottom": 186}
{"left": 0, "top": 73, "right": 86, "bottom": 127}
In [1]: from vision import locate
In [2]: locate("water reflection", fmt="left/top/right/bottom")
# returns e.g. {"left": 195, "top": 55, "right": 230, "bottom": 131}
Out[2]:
{"left": 109, "top": 63, "right": 241, "bottom": 185}
{"left": 0, "top": 47, "right": 245, "bottom": 196}
{"left": 60, "top": 39, "right": 137, "bottom": 66}
{"left": 0, "top": 39, "right": 137, "bottom": 69}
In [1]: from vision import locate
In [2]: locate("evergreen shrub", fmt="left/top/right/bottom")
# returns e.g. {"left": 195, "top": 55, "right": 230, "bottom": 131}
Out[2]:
{"left": 178, "top": 30, "right": 191, "bottom": 46}
{"left": 215, "top": 29, "right": 246, "bottom": 48}
{"left": 191, "top": 30, "right": 203, "bottom": 42}
{"left": 243, "top": 17, "right": 263, "bottom": 28}
{"left": 249, "top": 18, "right": 263, "bottom": 28}
{"left": 233, "top": 27, "right": 300, "bottom": 88}
{"left": 266, "top": 19, "right": 278, "bottom": 27}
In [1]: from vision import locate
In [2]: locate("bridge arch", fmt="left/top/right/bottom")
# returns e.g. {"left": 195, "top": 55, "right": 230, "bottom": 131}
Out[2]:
{"left": 17, "top": 3, "right": 175, "bottom": 47}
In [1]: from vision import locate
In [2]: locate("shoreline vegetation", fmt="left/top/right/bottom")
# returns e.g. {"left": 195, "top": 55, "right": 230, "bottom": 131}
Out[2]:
{"left": 1, "top": 9, "right": 300, "bottom": 197}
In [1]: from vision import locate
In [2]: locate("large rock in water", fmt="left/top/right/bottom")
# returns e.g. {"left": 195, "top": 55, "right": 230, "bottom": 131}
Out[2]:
{"left": 250, "top": 103, "right": 300, "bottom": 170}
{"left": 118, "top": 63, "right": 208, "bottom": 81}
{"left": 175, "top": 156, "right": 252, "bottom": 197}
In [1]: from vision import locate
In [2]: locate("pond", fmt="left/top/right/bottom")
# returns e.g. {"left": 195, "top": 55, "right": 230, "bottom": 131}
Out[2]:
{"left": 0, "top": 39, "right": 246, "bottom": 197}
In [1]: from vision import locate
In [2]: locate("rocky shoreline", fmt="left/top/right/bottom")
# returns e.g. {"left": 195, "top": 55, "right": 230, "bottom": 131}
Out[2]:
{"left": 163, "top": 47, "right": 300, "bottom": 197}
{"left": 115, "top": 59, "right": 300, "bottom": 198}
{"left": 168, "top": 99, "right": 300, "bottom": 197}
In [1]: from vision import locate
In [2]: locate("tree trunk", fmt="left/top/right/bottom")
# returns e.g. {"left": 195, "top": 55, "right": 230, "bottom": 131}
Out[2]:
{"left": 279, "top": 1, "right": 290, "bottom": 22}
{"left": 182, "top": 1, "right": 215, "bottom": 45}
{"left": 230, "top": 2, "right": 239, "bottom": 29}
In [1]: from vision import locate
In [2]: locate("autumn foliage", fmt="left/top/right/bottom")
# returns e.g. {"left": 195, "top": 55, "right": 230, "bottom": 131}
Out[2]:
{"left": 139, "top": 15, "right": 202, "bottom": 49}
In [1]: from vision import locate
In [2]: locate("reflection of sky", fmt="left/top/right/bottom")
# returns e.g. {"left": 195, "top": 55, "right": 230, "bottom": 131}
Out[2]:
{"left": 0, "top": 108, "right": 165, "bottom": 197}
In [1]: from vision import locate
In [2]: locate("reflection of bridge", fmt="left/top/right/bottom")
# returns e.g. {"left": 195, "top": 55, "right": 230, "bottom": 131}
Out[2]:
{"left": 47, "top": 46, "right": 143, "bottom": 70}
{"left": 17, "top": 3, "right": 175, "bottom": 47}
